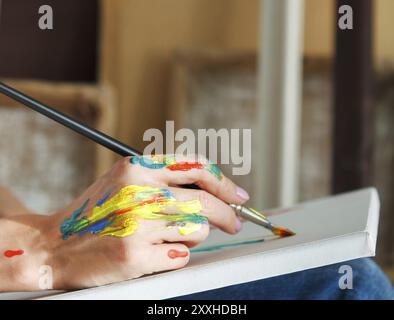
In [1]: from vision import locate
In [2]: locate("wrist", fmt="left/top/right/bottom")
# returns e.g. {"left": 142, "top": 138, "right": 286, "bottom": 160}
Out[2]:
{"left": 0, "top": 214, "right": 62, "bottom": 291}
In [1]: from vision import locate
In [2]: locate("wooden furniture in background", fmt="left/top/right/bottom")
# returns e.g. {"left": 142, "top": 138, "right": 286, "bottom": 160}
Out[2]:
{"left": 0, "top": 0, "right": 99, "bottom": 82}
{"left": 99, "top": 0, "right": 260, "bottom": 149}
{"left": 0, "top": 79, "right": 116, "bottom": 213}
{"left": 333, "top": 0, "right": 374, "bottom": 193}
{"left": 98, "top": 0, "right": 394, "bottom": 150}
{"left": 375, "top": 69, "right": 394, "bottom": 270}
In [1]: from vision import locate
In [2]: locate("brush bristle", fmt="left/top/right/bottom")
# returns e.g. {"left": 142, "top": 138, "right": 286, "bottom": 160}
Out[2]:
{"left": 272, "top": 227, "right": 296, "bottom": 237}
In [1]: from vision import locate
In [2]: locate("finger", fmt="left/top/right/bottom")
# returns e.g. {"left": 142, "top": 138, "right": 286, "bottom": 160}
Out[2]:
{"left": 141, "top": 243, "right": 191, "bottom": 275}
{"left": 137, "top": 218, "right": 210, "bottom": 247}
{"left": 131, "top": 154, "right": 250, "bottom": 205}
{"left": 169, "top": 187, "right": 242, "bottom": 234}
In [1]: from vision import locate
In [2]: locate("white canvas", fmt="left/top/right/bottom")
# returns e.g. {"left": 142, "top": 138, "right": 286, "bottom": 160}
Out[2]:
{"left": 0, "top": 188, "right": 379, "bottom": 300}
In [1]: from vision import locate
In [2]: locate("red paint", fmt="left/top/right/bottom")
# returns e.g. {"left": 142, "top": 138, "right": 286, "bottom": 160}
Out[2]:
{"left": 109, "top": 207, "right": 132, "bottom": 218}
{"left": 167, "top": 162, "right": 204, "bottom": 172}
{"left": 136, "top": 195, "right": 168, "bottom": 207}
{"left": 168, "top": 249, "right": 189, "bottom": 259}
{"left": 4, "top": 250, "right": 24, "bottom": 258}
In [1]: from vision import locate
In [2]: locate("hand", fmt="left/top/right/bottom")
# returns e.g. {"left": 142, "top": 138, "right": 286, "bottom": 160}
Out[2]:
{"left": 0, "top": 155, "right": 249, "bottom": 290}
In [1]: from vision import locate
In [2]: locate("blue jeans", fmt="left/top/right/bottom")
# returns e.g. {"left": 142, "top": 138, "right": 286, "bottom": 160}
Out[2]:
{"left": 175, "top": 259, "right": 394, "bottom": 300}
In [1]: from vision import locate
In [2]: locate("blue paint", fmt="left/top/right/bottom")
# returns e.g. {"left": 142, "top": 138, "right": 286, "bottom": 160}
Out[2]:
{"left": 61, "top": 199, "right": 90, "bottom": 240}
{"left": 96, "top": 190, "right": 112, "bottom": 207}
{"left": 130, "top": 156, "right": 166, "bottom": 169}
{"left": 79, "top": 218, "right": 113, "bottom": 236}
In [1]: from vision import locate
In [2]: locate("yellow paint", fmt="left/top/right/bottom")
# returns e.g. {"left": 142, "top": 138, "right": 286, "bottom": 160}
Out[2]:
{"left": 173, "top": 222, "right": 203, "bottom": 236}
{"left": 62, "top": 185, "right": 207, "bottom": 239}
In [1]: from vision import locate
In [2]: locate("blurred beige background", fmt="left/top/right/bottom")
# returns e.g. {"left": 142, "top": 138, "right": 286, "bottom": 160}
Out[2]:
{"left": 100, "top": 0, "right": 394, "bottom": 150}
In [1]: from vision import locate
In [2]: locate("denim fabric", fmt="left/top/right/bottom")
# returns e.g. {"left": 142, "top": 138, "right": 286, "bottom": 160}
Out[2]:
{"left": 174, "top": 258, "right": 394, "bottom": 300}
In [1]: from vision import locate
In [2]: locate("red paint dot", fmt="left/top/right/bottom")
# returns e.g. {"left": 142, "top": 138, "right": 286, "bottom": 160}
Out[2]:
{"left": 4, "top": 250, "right": 24, "bottom": 258}
{"left": 168, "top": 249, "right": 188, "bottom": 259}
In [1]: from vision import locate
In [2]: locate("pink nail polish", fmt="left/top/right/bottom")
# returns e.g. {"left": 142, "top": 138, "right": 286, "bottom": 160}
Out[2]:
{"left": 236, "top": 187, "right": 250, "bottom": 201}
{"left": 235, "top": 218, "right": 243, "bottom": 233}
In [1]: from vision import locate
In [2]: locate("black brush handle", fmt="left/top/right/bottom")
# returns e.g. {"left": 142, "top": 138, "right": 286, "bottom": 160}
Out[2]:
{"left": 0, "top": 81, "right": 200, "bottom": 189}
{"left": 0, "top": 81, "right": 140, "bottom": 157}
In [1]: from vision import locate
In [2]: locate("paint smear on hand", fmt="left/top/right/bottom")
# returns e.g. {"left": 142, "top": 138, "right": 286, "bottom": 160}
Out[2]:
{"left": 166, "top": 162, "right": 204, "bottom": 171}
{"left": 95, "top": 188, "right": 113, "bottom": 206}
{"left": 167, "top": 221, "right": 203, "bottom": 236}
{"left": 61, "top": 185, "right": 207, "bottom": 240}
{"left": 131, "top": 155, "right": 223, "bottom": 181}
{"left": 4, "top": 250, "right": 24, "bottom": 258}
{"left": 168, "top": 249, "right": 189, "bottom": 259}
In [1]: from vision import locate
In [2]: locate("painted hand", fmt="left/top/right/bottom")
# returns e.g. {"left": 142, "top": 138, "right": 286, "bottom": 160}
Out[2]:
{"left": 1, "top": 155, "right": 249, "bottom": 290}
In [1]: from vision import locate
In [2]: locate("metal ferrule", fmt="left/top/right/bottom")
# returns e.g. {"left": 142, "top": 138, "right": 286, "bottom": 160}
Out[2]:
{"left": 230, "top": 204, "right": 273, "bottom": 230}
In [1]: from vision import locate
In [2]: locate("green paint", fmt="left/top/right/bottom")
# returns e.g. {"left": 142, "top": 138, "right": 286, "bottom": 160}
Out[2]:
{"left": 206, "top": 163, "right": 223, "bottom": 181}
{"left": 191, "top": 238, "right": 265, "bottom": 253}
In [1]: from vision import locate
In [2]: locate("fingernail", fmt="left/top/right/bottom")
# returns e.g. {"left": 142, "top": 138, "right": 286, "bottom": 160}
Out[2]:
{"left": 235, "top": 217, "right": 243, "bottom": 233}
{"left": 168, "top": 249, "right": 189, "bottom": 259}
{"left": 236, "top": 187, "right": 250, "bottom": 201}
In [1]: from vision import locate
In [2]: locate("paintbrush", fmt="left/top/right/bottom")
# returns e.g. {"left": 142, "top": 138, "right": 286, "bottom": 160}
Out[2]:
{"left": 230, "top": 205, "right": 294, "bottom": 237}
{"left": 0, "top": 81, "right": 295, "bottom": 237}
